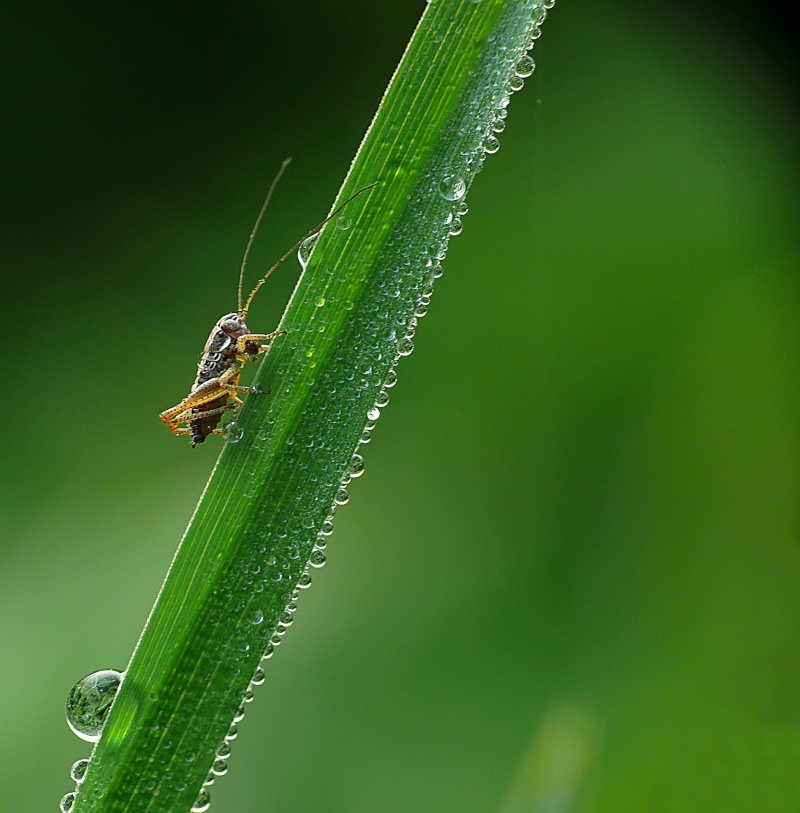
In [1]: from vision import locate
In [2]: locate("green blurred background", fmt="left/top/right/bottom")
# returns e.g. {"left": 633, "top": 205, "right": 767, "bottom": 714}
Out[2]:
{"left": 1, "top": 1, "right": 799, "bottom": 811}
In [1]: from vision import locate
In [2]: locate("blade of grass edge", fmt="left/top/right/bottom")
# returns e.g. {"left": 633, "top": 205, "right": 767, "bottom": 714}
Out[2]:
{"left": 70, "top": 1, "right": 551, "bottom": 811}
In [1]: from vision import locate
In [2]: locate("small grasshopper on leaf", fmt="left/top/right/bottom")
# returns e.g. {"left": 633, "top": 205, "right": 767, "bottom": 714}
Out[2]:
{"left": 160, "top": 158, "right": 377, "bottom": 446}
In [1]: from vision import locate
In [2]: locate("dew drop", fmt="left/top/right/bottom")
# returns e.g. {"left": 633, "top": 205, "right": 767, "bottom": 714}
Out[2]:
{"left": 70, "top": 758, "right": 89, "bottom": 784}
{"left": 336, "top": 215, "right": 351, "bottom": 231}
{"left": 191, "top": 787, "right": 211, "bottom": 813}
{"left": 334, "top": 487, "right": 349, "bottom": 505}
{"left": 509, "top": 74, "right": 525, "bottom": 92}
{"left": 384, "top": 368, "right": 398, "bottom": 388}
{"left": 449, "top": 216, "right": 464, "bottom": 235}
{"left": 492, "top": 117, "right": 507, "bottom": 134}
{"left": 349, "top": 454, "right": 365, "bottom": 478}
{"left": 60, "top": 792, "right": 77, "bottom": 813}
{"left": 297, "top": 233, "right": 319, "bottom": 270}
{"left": 65, "top": 669, "right": 123, "bottom": 743}
{"left": 315, "top": 296, "right": 326, "bottom": 308}
{"left": 321, "top": 519, "right": 334, "bottom": 535}
{"left": 367, "top": 406, "right": 380, "bottom": 422}
{"left": 297, "top": 571, "right": 313, "bottom": 589}
{"left": 250, "top": 609, "right": 264, "bottom": 625}
{"left": 438, "top": 174, "right": 466, "bottom": 201}
{"left": 360, "top": 428, "right": 372, "bottom": 444}
{"left": 251, "top": 666, "right": 266, "bottom": 686}
{"left": 309, "top": 549, "right": 327, "bottom": 568}
{"left": 457, "top": 201, "right": 469, "bottom": 216}
{"left": 224, "top": 423, "right": 244, "bottom": 444}
{"left": 216, "top": 742, "right": 232, "bottom": 759}
{"left": 397, "top": 337, "right": 414, "bottom": 357}
{"left": 212, "top": 758, "right": 228, "bottom": 776}
{"left": 483, "top": 135, "right": 500, "bottom": 155}
{"left": 515, "top": 55, "right": 535, "bottom": 77}
{"left": 226, "top": 724, "right": 238, "bottom": 740}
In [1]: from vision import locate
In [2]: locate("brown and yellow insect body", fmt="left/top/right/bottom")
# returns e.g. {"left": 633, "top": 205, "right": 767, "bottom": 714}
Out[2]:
{"left": 159, "top": 312, "right": 281, "bottom": 446}
{"left": 158, "top": 158, "right": 378, "bottom": 446}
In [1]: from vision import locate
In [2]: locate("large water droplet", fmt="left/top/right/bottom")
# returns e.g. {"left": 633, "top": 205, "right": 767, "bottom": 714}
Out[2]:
{"left": 70, "top": 758, "right": 89, "bottom": 784}
{"left": 309, "top": 549, "right": 327, "bottom": 568}
{"left": 191, "top": 787, "right": 211, "bottom": 813}
{"left": 397, "top": 337, "right": 414, "bottom": 357}
{"left": 515, "top": 55, "right": 535, "bottom": 77}
{"left": 216, "top": 742, "right": 232, "bottom": 759}
{"left": 336, "top": 215, "right": 351, "bottom": 231}
{"left": 438, "top": 174, "right": 466, "bottom": 201}
{"left": 60, "top": 791, "right": 77, "bottom": 812}
{"left": 349, "top": 454, "right": 365, "bottom": 478}
{"left": 297, "top": 233, "right": 319, "bottom": 270}
{"left": 483, "top": 136, "right": 500, "bottom": 155}
{"left": 297, "top": 571, "right": 313, "bottom": 589}
{"left": 65, "top": 669, "right": 123, "bottom": 743}
{"left": 252, "top": 666, "right": 266, "bottom": 686}
{"left": 212, "top": 758, "right": 228, "bottom": 776}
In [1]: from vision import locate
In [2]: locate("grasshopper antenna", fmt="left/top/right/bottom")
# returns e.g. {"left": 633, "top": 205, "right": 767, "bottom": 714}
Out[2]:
{"left": 237, "top": 156, "right": 293, "bottom": 313}
{"left": 241, "top": 179, "right": 379, "bottom": 317}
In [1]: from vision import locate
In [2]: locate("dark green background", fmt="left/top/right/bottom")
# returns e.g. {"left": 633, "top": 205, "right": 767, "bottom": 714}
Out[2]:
{"left": 1, "top": 1, "right": 798, "bottom": 811}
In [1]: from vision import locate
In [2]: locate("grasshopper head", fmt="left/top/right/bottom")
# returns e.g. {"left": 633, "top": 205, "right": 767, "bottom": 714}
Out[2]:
{"left": 219, "top": 312, "right": 250, "bottom": 338}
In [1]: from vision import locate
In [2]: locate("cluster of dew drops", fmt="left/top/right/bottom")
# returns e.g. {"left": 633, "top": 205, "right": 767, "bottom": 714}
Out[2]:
{"left": 59, "top": 4, "right": 551, "bottom": 810}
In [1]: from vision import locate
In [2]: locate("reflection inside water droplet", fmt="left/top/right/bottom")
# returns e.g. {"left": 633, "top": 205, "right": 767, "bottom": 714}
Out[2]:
{"left": 65, "top": 669, "right": 123, "bottom": 742}
{"left": 60, "top": 792, "right": 77, "bottom": 813}
{"left": 191, "top": 787, "right": 211, "bottom": 813}
{"left": 438, "top": 174, "right": 466, "bottom": 201}
{"left": 515, "top": 54, "right": 535, "bottom": 77}
{"left": 70, "top": 758, "right": 89, "bottom": 784}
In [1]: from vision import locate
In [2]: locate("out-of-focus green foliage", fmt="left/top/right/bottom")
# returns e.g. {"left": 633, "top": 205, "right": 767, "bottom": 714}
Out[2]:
{"left": 1, "top": 1, "right": 798, "bottom": 812}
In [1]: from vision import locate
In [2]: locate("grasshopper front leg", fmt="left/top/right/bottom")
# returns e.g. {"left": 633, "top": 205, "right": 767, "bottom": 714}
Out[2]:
{"left": 235, "top": 329, "right": 285, "bottom": 355}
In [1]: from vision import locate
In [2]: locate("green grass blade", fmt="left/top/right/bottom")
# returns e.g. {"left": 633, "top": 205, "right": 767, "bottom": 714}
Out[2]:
{"left": 70, "top": 1, "right": 550, "bottom": 811}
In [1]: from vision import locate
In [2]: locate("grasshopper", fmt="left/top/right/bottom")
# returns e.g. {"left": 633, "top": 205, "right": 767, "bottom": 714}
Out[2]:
{"left": 160, "top": 159, "right": 377, "bottom": 446}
